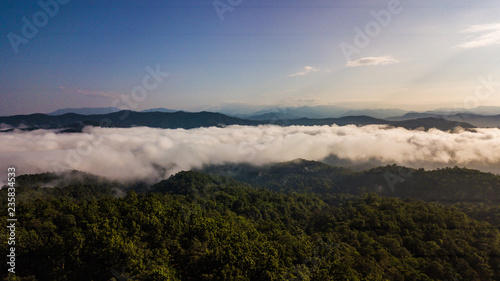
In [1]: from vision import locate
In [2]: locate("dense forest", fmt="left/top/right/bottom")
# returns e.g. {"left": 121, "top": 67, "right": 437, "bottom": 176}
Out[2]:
{"left": 2, "top": 161, "right": 500, "bottom": 280}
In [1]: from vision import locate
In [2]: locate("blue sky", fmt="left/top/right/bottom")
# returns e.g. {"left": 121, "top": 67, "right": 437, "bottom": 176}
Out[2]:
{"left": 1, "top": 0, "right": 500, "bottom": 115}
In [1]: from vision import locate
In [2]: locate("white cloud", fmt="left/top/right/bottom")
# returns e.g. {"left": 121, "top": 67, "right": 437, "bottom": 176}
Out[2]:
{"left": 1, "top": 125, "right": 500, "bottom": 183}
{"left": 288, "top": 66, "right": 320, "bottom": 77}
{"left": 259, "top": 89, "right": 299, "bottom": 97}
{"left": 458, "top": 23, "right": 500, "bottom": 48}
{"left": 59, "top": 86, "right": 121, "bottom": 99}
{"left": 277, "top": 97, "right": 321, "bottom": 107}
{"left": 346, "top": 56, "right": 400, "bottom": 67}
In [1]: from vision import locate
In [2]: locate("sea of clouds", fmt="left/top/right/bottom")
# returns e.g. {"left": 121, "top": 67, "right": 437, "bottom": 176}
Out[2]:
{"left": 1, "top": 124, "right": 500, "bottom": 184}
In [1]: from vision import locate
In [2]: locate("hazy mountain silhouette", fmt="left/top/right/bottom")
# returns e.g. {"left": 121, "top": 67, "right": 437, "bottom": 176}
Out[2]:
{"left": 387, "top": 112, "right": 500, "bottom": 127}
{"left": 141, "top": 108, "right": 179, "bottom": 113}
{"left": 0, "top": 111, "right": 475, "bottom": 131}
{"left": 246, "top": 106, "right": 407, "bottom": 119}
{"left": 48, "top": 107, "right": 121, "bottom": 115}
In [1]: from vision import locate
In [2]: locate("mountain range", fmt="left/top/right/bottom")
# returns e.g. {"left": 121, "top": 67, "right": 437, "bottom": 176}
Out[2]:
{"left": 386, "top": 112, "right": 500, "bottom": 127}
{"left": 48, "top": 107, "right": 180, "bottom": 115}
{"left": 48, "top": 107, "right": 122, "bottom": 116}
{"left": 20, "top": 105, "right": 500, "bottom": 126}
{"left": 234, "top": 106, "right": 408, "bottom": 120}
{"left": 0, "top": 110, "right": 477, "bottom": 132}
{"left": 235, "top": 105, "right": 500, "bottom": 128}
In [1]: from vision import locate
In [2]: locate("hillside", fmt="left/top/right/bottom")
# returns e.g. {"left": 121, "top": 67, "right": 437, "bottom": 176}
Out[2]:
{"left": 2, "top": 168, "right": 500, "bottom": 280}
{"left": 202, "top": 159, "right": 500, "bottom": 203}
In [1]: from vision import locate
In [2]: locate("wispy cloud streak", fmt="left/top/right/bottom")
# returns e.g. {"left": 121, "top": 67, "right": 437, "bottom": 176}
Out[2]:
{"left": 289, "top": 66, "right": 320, "bottom": 77}
{"left": 60, "top": 86, "right": 121, "bottom": 99}
{"left": 458, "top": 23, "right": 500, "bottom": 48}
{"left": 346, "top": 56, "right": 400, "bottom": 67}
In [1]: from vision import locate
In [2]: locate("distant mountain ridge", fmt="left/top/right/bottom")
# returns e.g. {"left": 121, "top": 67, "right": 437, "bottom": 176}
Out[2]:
{"left": 387, "top": 112, "right": 500, "bottom": 127}
{"left": 47, "top": 107, "right": 180, "bottom": 116}
{"left": 48, "top": 107, "right": 121, "bottom": 115}
{"left": 427, "top": 106, "right": 500, "bottom": 116}
{"left": 244, "top": 106, "right": 408, "bottom": 120}
{"left": 140, "top": 108, "right": 179, "bottom": 113}
{"left": 41, "top": 105, "right": 500, "bottom": 124}
{"left": 0, "top": 111, "right": 260, "bottom": 131}
{"left": 0, "top": 110, "right": 475, "bottom": 131}
{"left": 339, "top": 108, "right": 408, "bottom": 119}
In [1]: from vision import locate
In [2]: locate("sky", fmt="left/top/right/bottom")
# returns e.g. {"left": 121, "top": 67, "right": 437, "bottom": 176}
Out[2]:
{"left": 1, "top": 0, "right": 500, "bottom": 116}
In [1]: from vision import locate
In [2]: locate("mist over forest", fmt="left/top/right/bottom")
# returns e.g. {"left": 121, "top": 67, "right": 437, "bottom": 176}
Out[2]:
{"left": 2, "top": 124, "right": 500, "bottom": 185}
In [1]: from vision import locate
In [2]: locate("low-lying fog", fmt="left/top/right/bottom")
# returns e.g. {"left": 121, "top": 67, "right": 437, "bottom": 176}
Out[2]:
{"left": 1, "top": 125, "right": 500, "bottom": 184}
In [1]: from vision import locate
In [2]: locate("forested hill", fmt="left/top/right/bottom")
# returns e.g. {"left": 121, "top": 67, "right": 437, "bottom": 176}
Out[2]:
{"left": 0, "top": 110, "right": 474, "bottom": 131}
{"left": 1, "top": 168, "right": 500, "bottom": 280}
{"left": 0, "top": 111, "right": 260, "bottom": 131}
{"left": 201, "top": 159, "right": 500, "bottom": 203}
{"left": 15, "top": 160, "right": 500, "bottom": 204}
